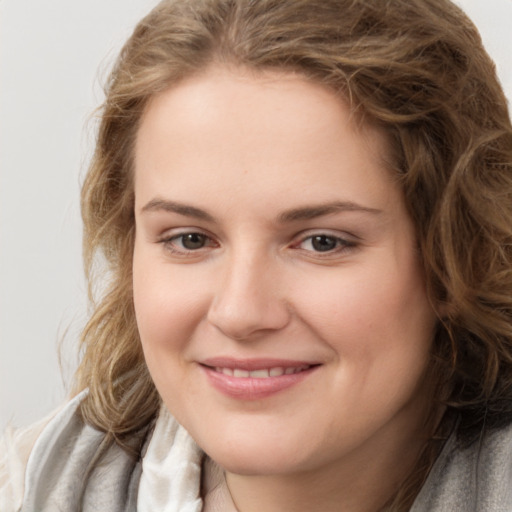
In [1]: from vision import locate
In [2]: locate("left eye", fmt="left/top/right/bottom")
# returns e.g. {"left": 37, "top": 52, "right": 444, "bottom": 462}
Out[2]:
{"left": 299, "top": 234, "right": 351, "bottom": 253}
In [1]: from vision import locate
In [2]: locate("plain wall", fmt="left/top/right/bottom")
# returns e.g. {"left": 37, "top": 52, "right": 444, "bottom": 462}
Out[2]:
{"left": 1, "top": 0, "right": 512, "bottom": 430}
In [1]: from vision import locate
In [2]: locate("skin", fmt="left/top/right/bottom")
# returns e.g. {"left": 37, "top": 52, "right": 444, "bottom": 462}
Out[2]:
{"left": 132, "top": 66, "right": 438, "bottom": 512}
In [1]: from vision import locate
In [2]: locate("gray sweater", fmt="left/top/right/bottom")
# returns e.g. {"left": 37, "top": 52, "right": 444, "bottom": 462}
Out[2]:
{"left": 411, "top": 421, "right": 512, "bottom": 511}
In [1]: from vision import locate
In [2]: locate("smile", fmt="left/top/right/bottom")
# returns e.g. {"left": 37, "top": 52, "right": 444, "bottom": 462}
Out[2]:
{"left": 213, "top": 365, "right": 312, "bottom": 378}
{"left": 199, "top": 359, "right": 320, "bottom": 400}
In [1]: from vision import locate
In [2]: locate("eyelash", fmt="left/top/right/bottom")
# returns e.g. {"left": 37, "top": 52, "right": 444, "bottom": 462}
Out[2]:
{"left": 158, "top": 231, "right": 357, "bottom": 258}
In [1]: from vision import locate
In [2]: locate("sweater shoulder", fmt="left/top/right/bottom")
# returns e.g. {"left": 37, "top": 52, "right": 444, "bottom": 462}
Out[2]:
{"left": 0, "top": 409, "right": 57, "bottom": 512}
{"left": 411, "top": 422, "right": 512, "bottom": 512}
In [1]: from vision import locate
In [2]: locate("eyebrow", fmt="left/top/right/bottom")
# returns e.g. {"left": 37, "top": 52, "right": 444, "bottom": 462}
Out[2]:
{"left": 277, "top": 201, "right": 382, "bottom": 223}
{"left": 140, "top": 198, "right": 381, "bottom": 223}
{"left": 141, "top": 198, "right": 215, "bottom": 222}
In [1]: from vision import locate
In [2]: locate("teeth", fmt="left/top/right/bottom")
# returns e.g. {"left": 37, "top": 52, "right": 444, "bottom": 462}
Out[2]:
{"left": 250, "top": 369, "right": 270, "bottom": 378}
{"left": 215, "top": 365, "right": 310, "bottom": 378}
{"left": 269, "top": 367, "right": 285, "bottom": 377}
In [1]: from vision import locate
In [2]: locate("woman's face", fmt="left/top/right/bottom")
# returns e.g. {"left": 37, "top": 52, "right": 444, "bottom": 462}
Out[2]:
{"left": 133, "top": 66, "right": 437, "bottom": 477}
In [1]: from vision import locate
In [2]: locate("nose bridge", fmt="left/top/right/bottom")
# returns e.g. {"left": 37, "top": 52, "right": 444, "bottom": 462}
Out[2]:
{"left": 207, "top": 243, "right": 290, "bottom": 340}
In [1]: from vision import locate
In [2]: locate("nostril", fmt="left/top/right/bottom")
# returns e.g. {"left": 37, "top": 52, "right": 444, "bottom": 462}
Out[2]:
{"left": 207, "top": 290, "right": 290, "bottom": 341}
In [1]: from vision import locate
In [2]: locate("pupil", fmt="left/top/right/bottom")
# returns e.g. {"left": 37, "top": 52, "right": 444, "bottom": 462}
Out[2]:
{"left": 312, "top": 235, "right": 336, "bottom": 252}
{"left": 182, "top": 233, "right": 205, "bottom": 250}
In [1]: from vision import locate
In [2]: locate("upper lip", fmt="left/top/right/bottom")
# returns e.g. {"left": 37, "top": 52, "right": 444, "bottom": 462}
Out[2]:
{"left": 200, "top": 357, "right": 321, "bottom": 371}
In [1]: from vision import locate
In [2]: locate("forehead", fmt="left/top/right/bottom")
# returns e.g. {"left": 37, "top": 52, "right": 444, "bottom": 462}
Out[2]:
{"left": 134, "top": 65, "right": 398, "bottom": 214}
{"left": 137, "top": 66, "right": 391, "bottom": 158}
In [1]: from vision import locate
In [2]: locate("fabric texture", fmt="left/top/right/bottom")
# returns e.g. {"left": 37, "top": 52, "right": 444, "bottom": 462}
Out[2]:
{"left": 0, "top": 411, "right": 55, "bottom": 512}
{"left": 19, "top": 392, "right": 143, "bottom": 512}
{"left": 137, "top": 404, "right": 203, "bottom": 512}
{"left": 2, "top": 394, "right": 512, "bottom": 511}
{"left": 410, "top": 422, "right": 512, "bottom": 512}
{"left": 0, "top": 394, "right": 236, "bottom": 512}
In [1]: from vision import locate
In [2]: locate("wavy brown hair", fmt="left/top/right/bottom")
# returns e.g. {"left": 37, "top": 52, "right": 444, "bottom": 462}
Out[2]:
{"left": 74, "top": 0, "right": 512, "bottom": 508}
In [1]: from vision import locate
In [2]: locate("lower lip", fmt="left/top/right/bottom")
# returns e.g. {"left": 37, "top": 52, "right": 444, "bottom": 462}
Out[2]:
{"left": 200, "top": 365, "right": 318, "bottom": 400}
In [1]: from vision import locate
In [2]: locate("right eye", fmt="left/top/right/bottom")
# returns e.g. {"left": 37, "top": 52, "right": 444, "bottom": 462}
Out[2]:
{"left": 159, "top": 231, "right": 217, "bottom": 255}
{"left": 174, "top": 233, "right": 209, "bottom": 250}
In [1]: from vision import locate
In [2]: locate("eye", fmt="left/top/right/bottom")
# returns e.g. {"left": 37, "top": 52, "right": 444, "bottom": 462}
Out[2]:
{"left": 159, "top": 231, "right": 217, "bottom": 255}
{"left": 308, "top": 235, "right": 339, "bottom": 252}
{"left": 297, "top": 233, "right": 355, "bottom": 254}
{"left": 176, "top": 232, "right": 209, "bottom": 250}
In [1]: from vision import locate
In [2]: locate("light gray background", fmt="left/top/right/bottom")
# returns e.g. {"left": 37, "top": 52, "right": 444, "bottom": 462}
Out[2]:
{"left": 1, "top": 0, "right": 512, "bottom": 431}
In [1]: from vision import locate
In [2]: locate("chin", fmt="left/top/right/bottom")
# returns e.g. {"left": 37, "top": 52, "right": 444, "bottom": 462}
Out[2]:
{"left": 198, "top": 430, "right": 315, "bottom": 476}
{"left": 209, "top": 449, "right": 300, "bottom": 476}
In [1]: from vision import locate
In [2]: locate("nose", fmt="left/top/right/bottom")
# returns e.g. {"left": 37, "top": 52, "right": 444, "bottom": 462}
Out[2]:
{"left": 207, "top": 251, "right": 291, "bottom": 341}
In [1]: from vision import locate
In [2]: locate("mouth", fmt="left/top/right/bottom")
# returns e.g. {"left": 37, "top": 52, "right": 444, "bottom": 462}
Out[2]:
{"left": 199, "top": 358, "right": 320, "bottom": 400}
{"left": 210, "top": 364, "right": 313, "bottom": 378}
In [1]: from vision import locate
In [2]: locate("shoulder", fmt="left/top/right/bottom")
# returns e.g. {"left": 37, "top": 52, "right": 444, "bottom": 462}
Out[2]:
{"left": 1, "top": 393, "right": 204, "bottom": 512}
{"left": 0, "top": 410, "right": 56, "bottom": 512}
{"left": 412, "top": 422, "right": 512, "bottom": 512}
{"left": 19, "top": 391, "right": 146, "bottom": 512}
{"left": 0, "top": 391, "right": 143, "bottom": 512}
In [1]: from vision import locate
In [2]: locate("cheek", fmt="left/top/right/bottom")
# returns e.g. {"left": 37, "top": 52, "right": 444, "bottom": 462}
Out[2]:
{"left": 132, "top": 257, "right": 200, "bottom": 411}
{"left": 290, "top": 257, "right": 436, "bottom": 362}
{"left": 132, "top": 248, "right": 200, "bottom": 360}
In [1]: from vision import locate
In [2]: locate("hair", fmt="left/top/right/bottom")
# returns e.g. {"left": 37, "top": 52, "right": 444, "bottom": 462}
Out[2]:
{"left": 74, "top": 0, "right": 512, "bottom": 509}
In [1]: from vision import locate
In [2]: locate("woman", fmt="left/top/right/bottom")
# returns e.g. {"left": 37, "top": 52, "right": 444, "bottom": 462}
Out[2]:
{"left": 2, "top": 0, "right": 512, "bottom": 510}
